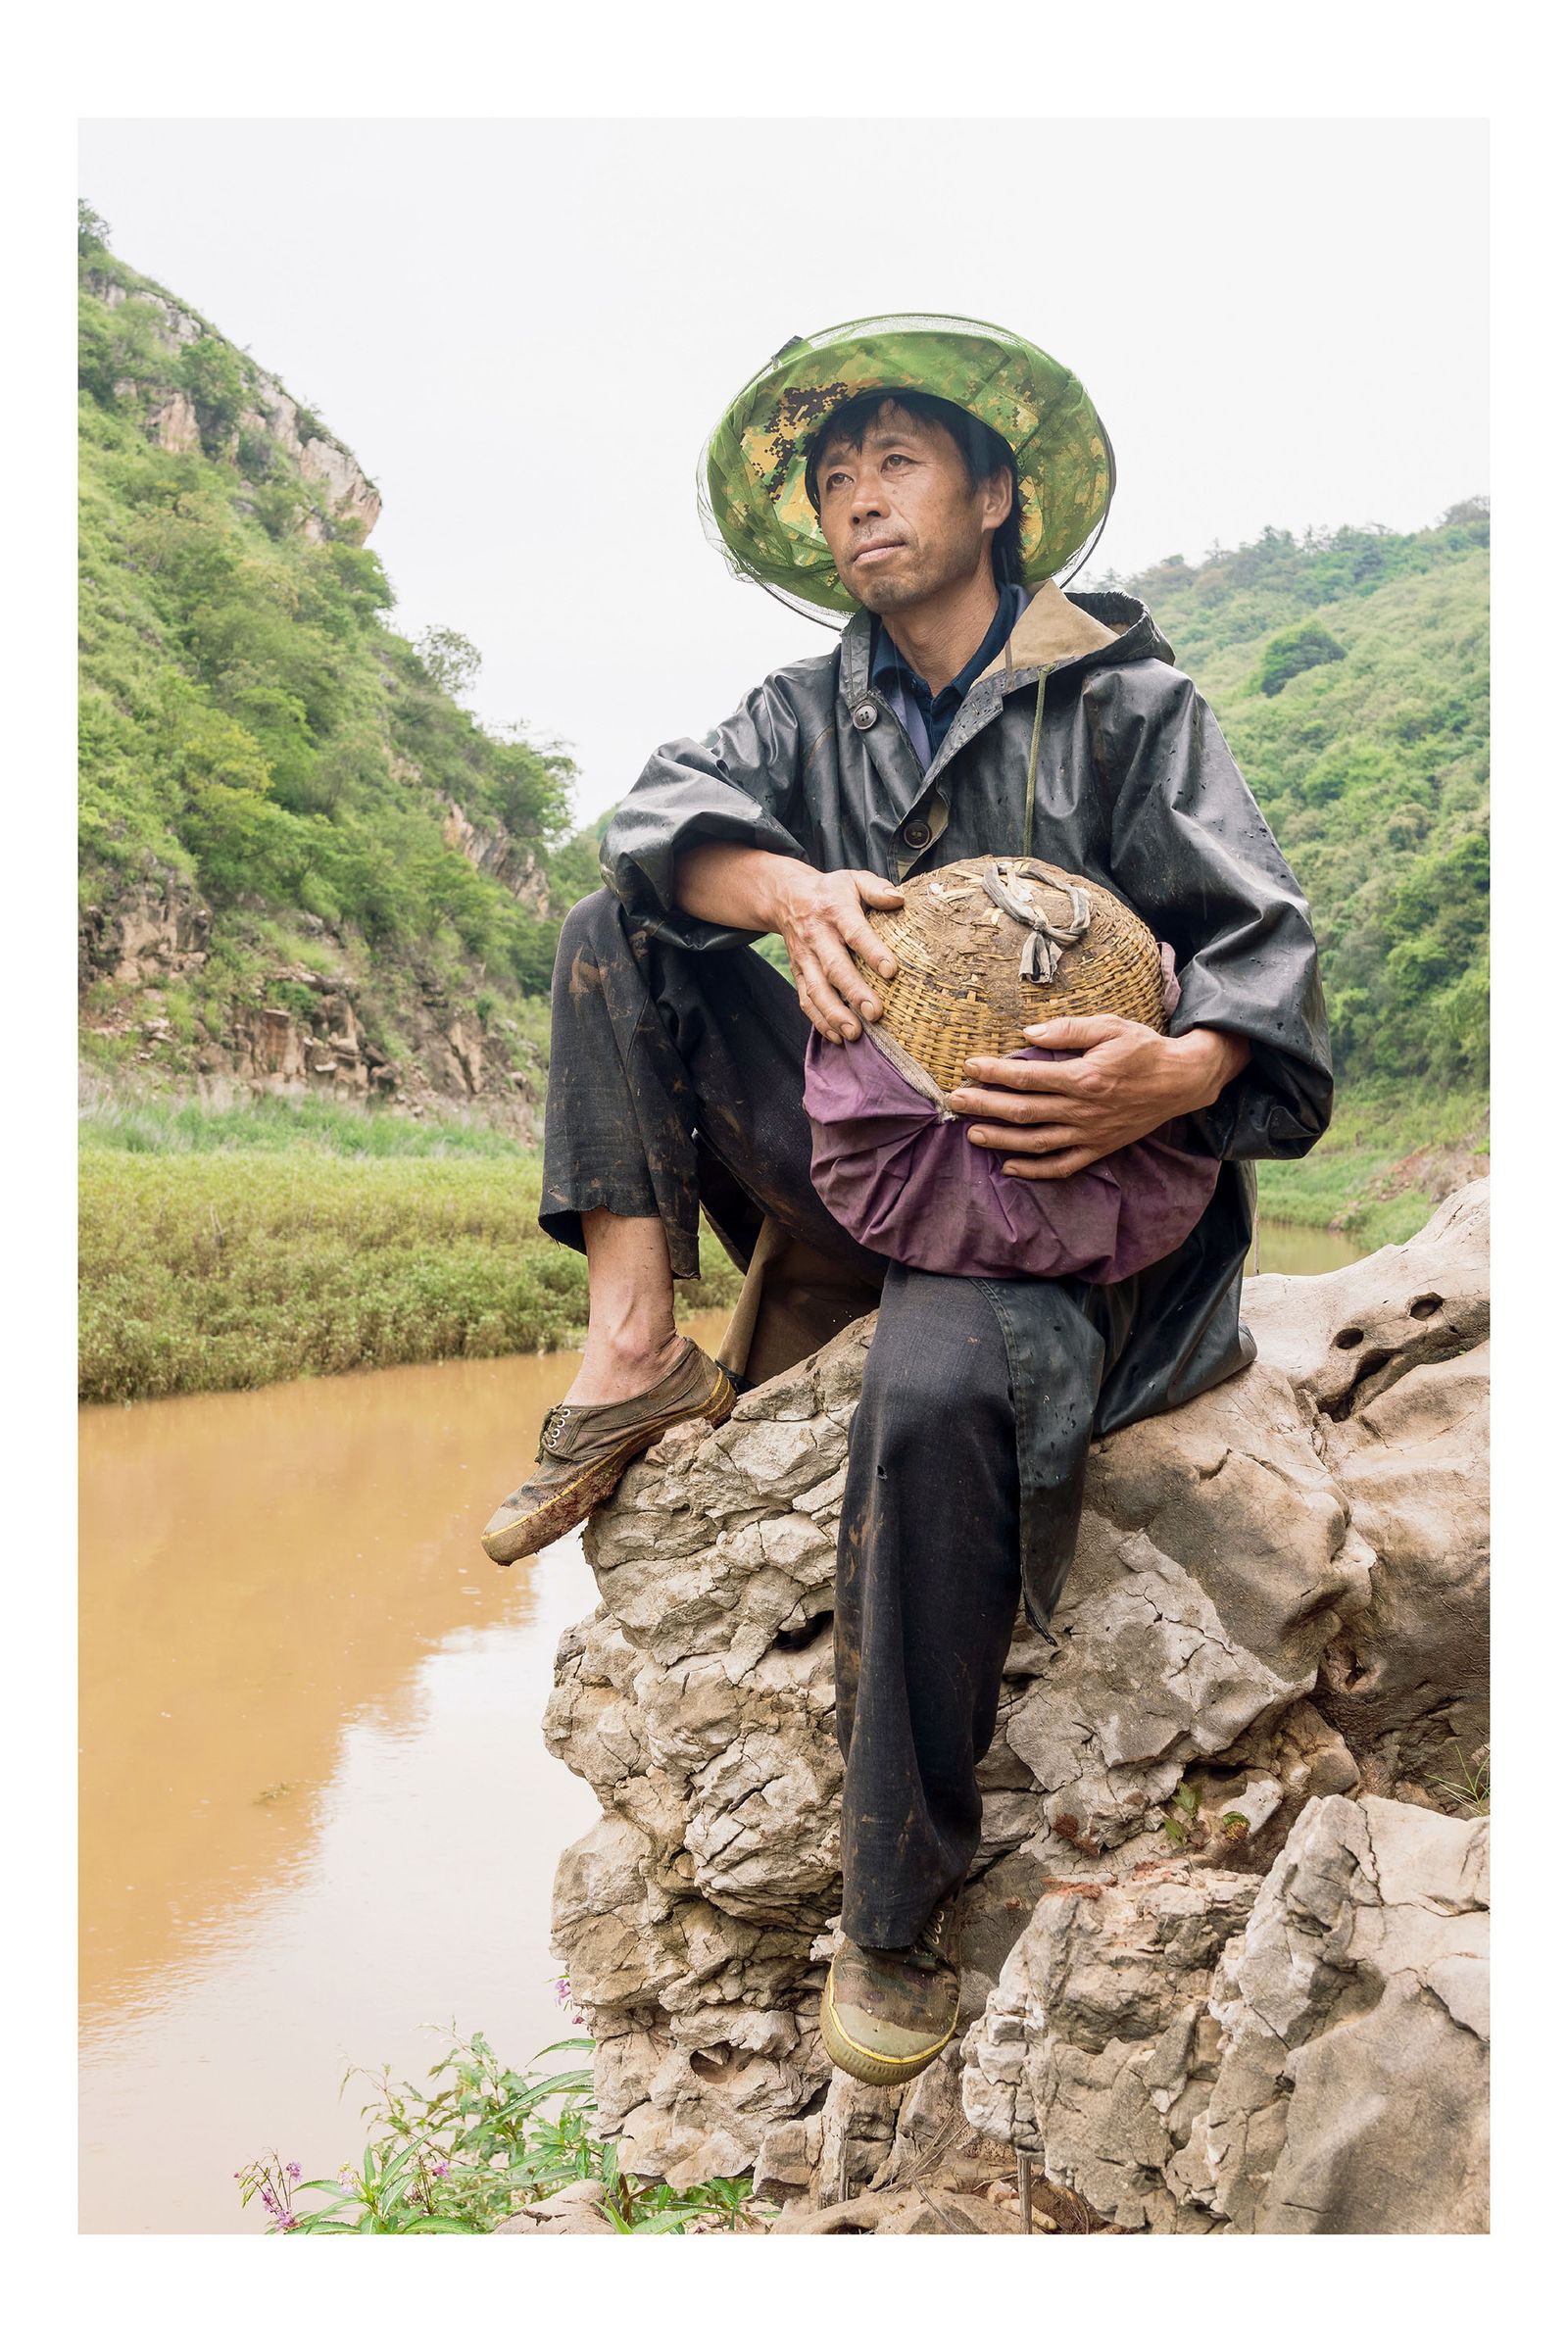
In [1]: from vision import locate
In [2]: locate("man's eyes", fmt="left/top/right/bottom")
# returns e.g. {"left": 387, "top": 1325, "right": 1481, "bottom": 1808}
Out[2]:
{"left": 823, "top": 453, "right": 914, "bottom": 493}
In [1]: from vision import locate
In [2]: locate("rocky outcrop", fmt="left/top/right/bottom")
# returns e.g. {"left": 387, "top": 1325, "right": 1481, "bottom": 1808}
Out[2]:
{"left": 78, "top": 874, "right": 212, "bottom": 987}
{"left": 442, "top": 802, "right": 553, "bottom": 914}
{"left": 1184, "top": 1792, "right": 1488, "bottom": 2232}
{"left": 238, "top": 364, "right": 381, "bottom": 540}
{"left": 546, "top": 1183, "right": 1490, "bottom": 2230}
{"left": 964, "top": 1793, "right": 1489, "bottom": 2233}
{"left": 78, "top": 869, "right": 548, "bottom": 1132}
{"left": 148, "top": 389, "right": 202, "bottom": 456}
{"left": 220, "top": 970, "right": 391, "bottom": 1098}
{"left": 87, "top": 267, "right": 379, "bottom": 538}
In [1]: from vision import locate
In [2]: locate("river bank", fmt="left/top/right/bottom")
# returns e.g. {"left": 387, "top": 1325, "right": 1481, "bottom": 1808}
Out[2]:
{"left": 78, "top": 1084, "right": 1482, "bottom": 1405}
{"left": 78, "top": 1099, "right": 742, "bottom": 1404}
{"left": 1252, "top": 1082, "right": 1489, "bottom": 1250}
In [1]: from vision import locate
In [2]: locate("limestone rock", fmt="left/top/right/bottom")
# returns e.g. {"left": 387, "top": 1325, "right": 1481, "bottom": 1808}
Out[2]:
{"left": 442, "top": 800, "right": 553, "bottom": 912}
{"left": 769, "top": 2187, "right": 946, "bottom": 2236}
{"left": 961, "top": 1791, "right": 1488, "bottom": 2233}
{"left": 1245, "top": 1183, "right": 1491, "bottom": 1792}
{"left": 78, "top": 874, "right": 212, "bottom": 988}
{"left": 149, "top": 389, "right": 201, "bottom": 455}
{"left": 961, "top": 1859, "right": 1258, "bottom": 2232}
{"left": 1173, "top": 1792, "right": 1490, "bottom": 2233}
{"left": 492, "top": 2178, "right": 616, "bottom": 2235}
{"left": 546, "top": 1186, "right": 1490, "bottom": 2230}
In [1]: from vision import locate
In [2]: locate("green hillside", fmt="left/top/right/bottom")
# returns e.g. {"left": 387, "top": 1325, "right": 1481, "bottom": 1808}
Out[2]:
{"left": 1100, "top": 506, "right": 1490, "bottom": 1093}
{"left": 77, "top": 207, "right": 581, "bottom": 1116}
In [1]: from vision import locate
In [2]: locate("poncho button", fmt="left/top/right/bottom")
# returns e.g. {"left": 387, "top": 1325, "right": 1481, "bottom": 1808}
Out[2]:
{"left": 903, "top": 817, "right": 933, "bottom": 849}
{"left": 852, "top": 701, "right": 878, "bottom": 730}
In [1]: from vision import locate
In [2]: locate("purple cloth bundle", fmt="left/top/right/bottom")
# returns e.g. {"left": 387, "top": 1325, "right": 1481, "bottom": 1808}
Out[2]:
{"left": 803, "top": 1020, "right": 1222, "bottom": 1287}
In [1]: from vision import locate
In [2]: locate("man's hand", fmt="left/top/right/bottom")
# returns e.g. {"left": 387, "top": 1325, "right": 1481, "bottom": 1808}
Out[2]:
{"left": 672, "top": 845, "right": 903, "bottom": 1043}
{"left": 950, "top": 1014, "right": 1252, "bottom": 1179}
{"left": 772, "top": 867, "right": 904, "bottom": 1043}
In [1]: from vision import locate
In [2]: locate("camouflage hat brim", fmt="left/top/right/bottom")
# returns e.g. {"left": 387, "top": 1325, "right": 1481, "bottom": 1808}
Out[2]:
{"left": 701, "top": 313, "right": 1115, "bottom": 615}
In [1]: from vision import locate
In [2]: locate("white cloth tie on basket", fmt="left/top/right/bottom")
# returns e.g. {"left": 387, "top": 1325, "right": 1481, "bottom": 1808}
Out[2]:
{"left": 980, "top": 862, "right": 1092, "bottom": 983}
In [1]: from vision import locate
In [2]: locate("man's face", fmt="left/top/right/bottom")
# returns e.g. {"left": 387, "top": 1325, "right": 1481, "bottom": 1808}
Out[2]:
{"left": 812, "top": 399, "right": 1012, "bottom": 613}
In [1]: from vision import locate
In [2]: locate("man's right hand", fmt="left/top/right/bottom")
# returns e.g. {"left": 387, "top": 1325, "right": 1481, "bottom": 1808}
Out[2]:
{"left": 672, "top": 843, "right": 903, "bottom": 1042}
{"left": 772, "top": 867, "right": 904, "bottom": 1042}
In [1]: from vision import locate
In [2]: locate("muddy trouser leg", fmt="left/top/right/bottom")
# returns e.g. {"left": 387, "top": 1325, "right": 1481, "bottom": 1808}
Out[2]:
{"left": 834, "top": 1264, "right": 1107, "bottom": 1951}
{"left": 538, "top": 886, "right": 887, "bottom": 1288}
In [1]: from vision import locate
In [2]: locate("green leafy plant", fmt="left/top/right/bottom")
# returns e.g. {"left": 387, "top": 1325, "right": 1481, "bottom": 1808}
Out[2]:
{"left": 238, "top": 2018, "right": 773, "bottom": 2236}
{"left": 1162, "top": 1779, "right": 1201, "bottom": 1845}
{"left": 598, "top": 2150, "right": 761, "bottom": 2235}
{"left": 240, "top": 2029, "right": 599, "bottom": 2233}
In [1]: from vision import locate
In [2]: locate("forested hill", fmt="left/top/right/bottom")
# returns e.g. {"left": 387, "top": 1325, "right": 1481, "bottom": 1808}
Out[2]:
{"left": 1096, "top": 507, "right": 1490, "bottom": 1091}
{"left": 77, "top": 208, "right": 596, "bottom": 1128}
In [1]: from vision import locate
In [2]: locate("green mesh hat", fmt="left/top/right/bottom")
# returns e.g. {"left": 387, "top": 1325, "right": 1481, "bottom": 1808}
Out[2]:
{"left": 701, "top": 313, "right": 1115, "bottom": 620}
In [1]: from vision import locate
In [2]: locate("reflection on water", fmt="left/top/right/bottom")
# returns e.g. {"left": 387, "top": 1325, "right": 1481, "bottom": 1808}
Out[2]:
{"left": 1250, "top": 1216, "right": 1366, "bottom": 1278}
{"left": 78, "top": 1315, "right": 731, "bottom": 2234}
{"left": 80, "top": 1228, "right": 1361, "bottom": 2233}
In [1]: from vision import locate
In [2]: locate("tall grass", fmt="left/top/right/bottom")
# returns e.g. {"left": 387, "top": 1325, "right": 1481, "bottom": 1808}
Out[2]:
{"left": 78, "top": 1093, "right": 533, "bottom": 1159}
{"left": 79, "top": 1137, "right": 741, "bottom": 1403}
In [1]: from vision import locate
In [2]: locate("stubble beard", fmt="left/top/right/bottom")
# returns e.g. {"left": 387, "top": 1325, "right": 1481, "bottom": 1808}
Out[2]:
{"left": 842, "top": 550, "right": 934, "bottom": 615}
{"left": 838, "top": 526, "right": 987, "bottom": 617}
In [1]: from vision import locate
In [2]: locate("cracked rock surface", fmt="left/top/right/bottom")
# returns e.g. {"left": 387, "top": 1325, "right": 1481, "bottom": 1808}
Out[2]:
{"left": 963, "top": 1793, "right": 1489, "bottom": 2232}
{"left": 545, "top": 1183, "right": 1489, "bottom": 2226}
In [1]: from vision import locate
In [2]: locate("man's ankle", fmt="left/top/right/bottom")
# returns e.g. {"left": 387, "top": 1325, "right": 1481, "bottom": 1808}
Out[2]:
{"left": 566, "top": 1325, "right": 686, "bottom": 1404}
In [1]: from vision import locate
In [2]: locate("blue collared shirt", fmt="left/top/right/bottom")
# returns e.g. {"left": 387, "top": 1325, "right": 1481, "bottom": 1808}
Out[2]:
{"left": 869, "top": 581, "right": 1029, "bottom": 770}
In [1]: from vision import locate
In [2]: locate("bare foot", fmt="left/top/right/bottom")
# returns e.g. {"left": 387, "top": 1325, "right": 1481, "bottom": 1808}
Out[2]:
{"left": 562, "top": 1327, "right": 690, "bottom": 1408}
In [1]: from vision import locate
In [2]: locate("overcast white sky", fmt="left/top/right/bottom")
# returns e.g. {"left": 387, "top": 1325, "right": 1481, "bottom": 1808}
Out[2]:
{"left": 78, "top": 118, "right": 1488, "bottom": 828}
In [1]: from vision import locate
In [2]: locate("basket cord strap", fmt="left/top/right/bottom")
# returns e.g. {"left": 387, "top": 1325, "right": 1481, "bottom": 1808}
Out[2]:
{"left": 981, "top": 862, "right": 1092, "bottom": 983}
{"left": 1022, "top": 668, "right": 1048, "bottom": 859}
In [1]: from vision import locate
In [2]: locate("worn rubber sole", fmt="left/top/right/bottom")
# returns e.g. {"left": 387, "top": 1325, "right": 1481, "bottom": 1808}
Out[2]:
{"left": 817, "top": 1966, "right": 958, "bottom": 2087}
{"left": 479, "top": 1365, "right": 736, "bottom": 1566}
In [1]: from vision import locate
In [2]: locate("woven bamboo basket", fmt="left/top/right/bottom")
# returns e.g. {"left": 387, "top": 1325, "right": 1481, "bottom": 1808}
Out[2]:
{"left": 854, "top": 856, "right": 1166, "bottom": 1097}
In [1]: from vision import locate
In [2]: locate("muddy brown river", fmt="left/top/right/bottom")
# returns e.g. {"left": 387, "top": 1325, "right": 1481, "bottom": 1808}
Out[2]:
{"left": 79, "top": 1225, "right": 1361, "bottom": 2232}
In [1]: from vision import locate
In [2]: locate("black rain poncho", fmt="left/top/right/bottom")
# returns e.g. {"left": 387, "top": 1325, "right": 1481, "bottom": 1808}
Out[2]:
{"left": 601, "top": 580, "right": 1333, "bottom": 1622}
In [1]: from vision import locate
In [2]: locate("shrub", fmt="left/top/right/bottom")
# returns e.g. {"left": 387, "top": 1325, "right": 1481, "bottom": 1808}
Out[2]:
{"left": 178, "top": 335, "right": 248, "bottom": 453}
{"left": 1258, "top": 620, "right": 1348, "bottom": 697}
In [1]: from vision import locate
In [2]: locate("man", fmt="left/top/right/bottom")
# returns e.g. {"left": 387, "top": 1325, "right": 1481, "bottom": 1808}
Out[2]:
{"left": 481, "top": 316, "right": 1332, "bottom": 2088}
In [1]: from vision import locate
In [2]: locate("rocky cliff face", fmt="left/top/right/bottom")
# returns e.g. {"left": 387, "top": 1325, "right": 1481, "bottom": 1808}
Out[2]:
{"left": 86, "top": 269, "right": 380, "bottom": 539}
{"left": 440, "top": 803, "right": 553, "bottom": 914}
{"left": 545, "top": 1183, "right": 1490, "bottom": 2231}
{"left": 77, "top": 868, "right": 548, "bottom": 1135}
{"left": 77, "top": 254, "right": 563, "bottom": 1134}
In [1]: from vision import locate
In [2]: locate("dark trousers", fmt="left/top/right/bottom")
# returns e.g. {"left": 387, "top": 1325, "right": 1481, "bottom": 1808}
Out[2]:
{"left": 541, "top": 891, "right": 1106, "bottom": 1948}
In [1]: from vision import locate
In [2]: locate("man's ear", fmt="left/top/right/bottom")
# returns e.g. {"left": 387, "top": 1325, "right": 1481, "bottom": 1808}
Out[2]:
{"left": 981, "top": 467, "right": 1015, "bottom": 529}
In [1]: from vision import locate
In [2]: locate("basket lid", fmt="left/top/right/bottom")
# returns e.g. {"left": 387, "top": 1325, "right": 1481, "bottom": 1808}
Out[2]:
{"left": 856, "top": 856, "right": 1166, "bottom": 1101}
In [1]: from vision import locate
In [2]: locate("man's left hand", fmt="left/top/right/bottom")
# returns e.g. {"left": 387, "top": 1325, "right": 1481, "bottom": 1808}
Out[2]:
{"left": 950, "top": 1016, "right": 1251, "bottom": 1179}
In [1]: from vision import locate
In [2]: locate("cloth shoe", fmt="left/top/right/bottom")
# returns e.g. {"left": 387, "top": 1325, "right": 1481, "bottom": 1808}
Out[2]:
{"left": 818, "top": 1895, "right": 963, "bottom": 2086}
{"left": 479, "top": 1338, "right": 735, "bottom": 1566}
